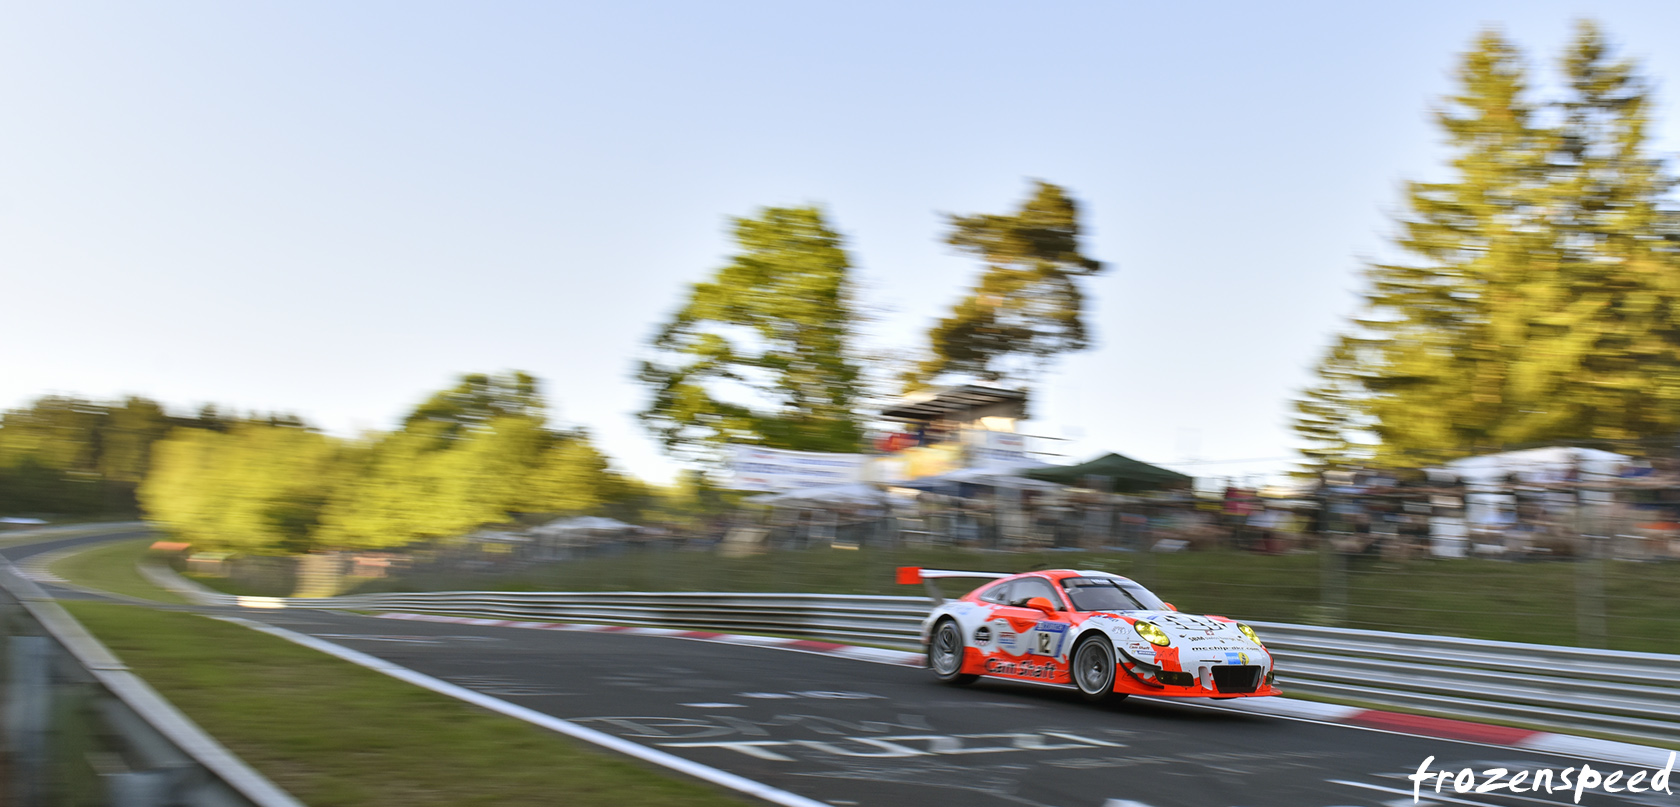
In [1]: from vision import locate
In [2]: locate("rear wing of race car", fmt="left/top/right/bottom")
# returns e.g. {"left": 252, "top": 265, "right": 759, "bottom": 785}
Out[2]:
{"left": 896, "top": 566, "right": 1010, "bottom": 604}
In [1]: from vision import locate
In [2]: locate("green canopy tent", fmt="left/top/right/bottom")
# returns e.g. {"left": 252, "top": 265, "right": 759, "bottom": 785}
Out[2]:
{"left": 1023, "top": 452, "right": 1192, "bottom": 493}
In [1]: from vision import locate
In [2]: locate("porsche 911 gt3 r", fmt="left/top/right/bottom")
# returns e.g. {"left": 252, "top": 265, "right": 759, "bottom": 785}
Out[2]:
{"left": 899, "top": 567, "right": 1280, "bottom": 702}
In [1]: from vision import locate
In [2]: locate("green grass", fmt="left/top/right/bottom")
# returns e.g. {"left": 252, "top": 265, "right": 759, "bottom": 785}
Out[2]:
{"left": 181, "top": 570, "right": 294, "bottom": 598}
{"left": 349, "top": 545, "right": 1680, "bottom": 653}
{"left": 48, "top": 538, "right": 192, "bottom": 605}
{"left": 60, "top": 601, "right": 749, "bottom": 807}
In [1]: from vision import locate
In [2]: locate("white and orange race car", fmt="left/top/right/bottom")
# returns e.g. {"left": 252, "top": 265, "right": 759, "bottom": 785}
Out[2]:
{"left": 899, "top": 567, "right": 1280, "bottom": 702}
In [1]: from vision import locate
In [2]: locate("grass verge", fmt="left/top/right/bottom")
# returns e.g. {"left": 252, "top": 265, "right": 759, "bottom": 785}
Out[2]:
{"left": 60, "top": 601, "right": 748, "bottom": 807}
{"left": 48, "top": 538, "right": 192, "bottom": 605}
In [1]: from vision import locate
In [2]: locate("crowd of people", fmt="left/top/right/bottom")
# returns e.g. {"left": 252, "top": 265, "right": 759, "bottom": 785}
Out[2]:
{"left": 739, "top": 459, "right": 1680, "bottom": 562}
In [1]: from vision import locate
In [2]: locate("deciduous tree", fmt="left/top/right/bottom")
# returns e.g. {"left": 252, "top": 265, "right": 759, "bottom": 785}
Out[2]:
{"left": 912, "top": 181, "right": 1104, "bottom": 387}
{"left": 638, "top": 206, "right": 865, "bottom": 464}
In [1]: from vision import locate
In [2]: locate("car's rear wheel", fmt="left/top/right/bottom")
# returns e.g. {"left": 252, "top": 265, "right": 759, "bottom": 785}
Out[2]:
{"left": 1072, "top": 635, "right": 1126, "bottom": 703}
{"left": 928, "top": 619, "right": 977, "bottom": 685}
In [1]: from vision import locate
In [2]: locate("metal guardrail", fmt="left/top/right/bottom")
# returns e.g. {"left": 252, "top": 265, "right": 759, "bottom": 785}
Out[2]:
{"left": 1249, "top": 621, "right": 1680, "bottom": 746}
{"left": 152, "top": 566, "right": 1680, "bottom": 748}
{"left": 1, "top": 558, "right": 303, "bottom": 807}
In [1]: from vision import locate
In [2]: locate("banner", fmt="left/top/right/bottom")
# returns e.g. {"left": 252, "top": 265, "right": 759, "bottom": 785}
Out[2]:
{"left": 964, "top": 430, "right": 1029, "bottom": 468}
{"left": 727, "top": 445, "right": 869, "bottom": 492}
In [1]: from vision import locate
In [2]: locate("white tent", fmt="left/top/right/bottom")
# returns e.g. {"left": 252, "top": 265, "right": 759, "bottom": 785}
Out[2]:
{"left": 1429, "top": 447, "right": 1631, "bottom": 556}
{"left": 528, "top": 516, "right": 638, "bottom": 536}
{"left": 1443, "top": 446, "right": 1629, "bottom": 488}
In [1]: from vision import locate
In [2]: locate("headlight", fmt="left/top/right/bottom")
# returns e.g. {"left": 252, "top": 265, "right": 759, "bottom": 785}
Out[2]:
{"left": 1236, "top": 623, "right": 1263, "bottom": 645}
{"left": 1132, "top": 621, "right": 1171, "bottom": 646}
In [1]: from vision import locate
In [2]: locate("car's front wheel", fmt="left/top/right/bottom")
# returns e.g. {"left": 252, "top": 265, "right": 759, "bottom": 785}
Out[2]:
{"left": 928, "top": 619, "right": 977, "bottom": 685}
{"left": 1072, "top": 635, "right": 1126, "bottom": 703}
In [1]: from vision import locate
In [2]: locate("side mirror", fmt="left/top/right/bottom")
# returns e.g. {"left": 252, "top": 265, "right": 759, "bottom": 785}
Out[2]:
{"left": 1025, "top": 596, "right": 1058, "bottom": 615}
{"left": 1164, "top": 602, "right": 1178, "bottom": 612}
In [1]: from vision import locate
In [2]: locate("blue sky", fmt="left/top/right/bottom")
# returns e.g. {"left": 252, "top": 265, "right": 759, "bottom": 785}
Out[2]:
{"left": 5, "top": 1, "right": 1680, "bottom": 485}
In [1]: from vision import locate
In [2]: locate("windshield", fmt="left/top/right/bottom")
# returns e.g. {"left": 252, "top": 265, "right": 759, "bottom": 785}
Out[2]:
{"left": 1060, "top": 576, "right": 1167, "bottom": 612}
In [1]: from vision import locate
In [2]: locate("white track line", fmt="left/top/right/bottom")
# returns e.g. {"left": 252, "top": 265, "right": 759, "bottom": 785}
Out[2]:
{"left": 15, "top": 547, "right": 77, "bottom": 583}
{"left": 216, "top": 616, "right": 833, "bottom": 807}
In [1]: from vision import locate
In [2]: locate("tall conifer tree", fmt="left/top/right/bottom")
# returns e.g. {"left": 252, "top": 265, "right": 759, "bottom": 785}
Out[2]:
{"left": 1296, "top": 23, "right": 1680, "bottom": 470}
{"left": 1508, "top": 21, "right": 1680, "bottom": 446}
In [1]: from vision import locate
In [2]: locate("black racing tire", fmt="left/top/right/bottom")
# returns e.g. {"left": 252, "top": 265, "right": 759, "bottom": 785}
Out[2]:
{"left": 928, "top": 618, "right": 978, "bottom": 685}
{"left": 1071, "top": 635, "right": 1127, "bottom": 703}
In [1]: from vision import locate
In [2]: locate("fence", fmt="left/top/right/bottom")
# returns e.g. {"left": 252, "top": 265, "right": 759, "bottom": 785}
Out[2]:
{"left": 0, "top": 558, "right": 302, "bottom": 807}
{"left": 1249, "top": 621, "right": 1680, "bottom": 746}
{"left": 152, "top": 566, "right": 1680, "bottom": 748}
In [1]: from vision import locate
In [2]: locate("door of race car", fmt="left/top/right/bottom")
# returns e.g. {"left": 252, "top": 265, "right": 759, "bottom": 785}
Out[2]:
{"left": 987, "top": 576, "right": 1073, "bottom": 682}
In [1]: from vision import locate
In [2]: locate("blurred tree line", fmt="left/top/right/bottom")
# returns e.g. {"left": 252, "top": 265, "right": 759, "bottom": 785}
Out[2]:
{"left": 1297, "top": 22, "right": 1680, "bottom": 470}
{"left": 140, "top": 372, "right": 722, "bottom": 554}
{"left": 0, "top": 373, "right": 720, "bottom": 554}
{"left": 0, "top": 396, "right": 236, "bottom": 516}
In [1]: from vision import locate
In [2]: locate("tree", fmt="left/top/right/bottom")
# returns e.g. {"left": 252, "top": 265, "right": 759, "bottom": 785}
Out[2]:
{"left": 313, "top": 373, "right": 553, "bottom": 549}
{"left": 912, "top": 180, "right": 1104, "bottom": 387}
{"left": 1292, "top": 335, "right": 1379, "bottom": 471}
{"left": 141, "top": 420, "right": 344, "bottom": 554}
{"left": 638, "top": 206, "right": 866, "bottom": 464}
{"left": 1296, "top": 29, "right": 1556, "bottom": 468}
{"left": 312, "top": 422, "right": 523, "bottom": 550}
{"left": 99, "top": 397, "right": 176, "bottom": 483}
{"left": 402, "top": 371, "right": 544, "bottom": 443}
{"left": 519, "top": 432, "right": 620, "bottom": 515}
{"left": 0, "top": 395, "right": 192, "bottom": 515}
{"left": 1295, "top": 23, "right": 1680, "bottom": 470}
{"left": 1504, "top": 21, "right": 1680, "bottom": 446}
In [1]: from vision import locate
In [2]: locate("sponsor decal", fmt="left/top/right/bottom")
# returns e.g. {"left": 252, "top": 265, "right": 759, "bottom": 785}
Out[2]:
{"left": 1153, "top": 645, "right": 1182, "bottom": 671}
{"left": 984, "top": 657, "right": 1061, "bottom": 680}
{"left": 973, "top": 625, "right": 992, "bottom": 644}
{"left": 997, "top": 630, "right": 1020, "bottom": 652}
{"left": 1032, "top": 621, "right": 1069, "bottom": 657}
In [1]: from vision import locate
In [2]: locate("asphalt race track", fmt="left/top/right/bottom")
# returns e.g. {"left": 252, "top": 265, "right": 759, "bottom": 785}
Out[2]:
{"left": 5, "top": 532, "right": 1673, "bottom": 807}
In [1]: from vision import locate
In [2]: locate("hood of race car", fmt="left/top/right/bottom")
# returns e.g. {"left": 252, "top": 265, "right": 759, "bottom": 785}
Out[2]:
{"left": 1086, "top": 610, "right": 1270, "bottom": 668}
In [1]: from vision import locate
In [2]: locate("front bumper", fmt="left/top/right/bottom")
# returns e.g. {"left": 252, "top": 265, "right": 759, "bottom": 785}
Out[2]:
{"left": 1116, "top": 646, "right": 1281, "bottom": 697}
